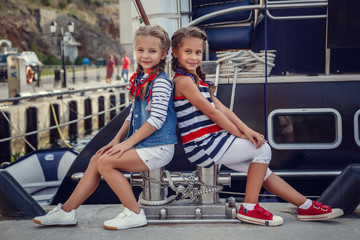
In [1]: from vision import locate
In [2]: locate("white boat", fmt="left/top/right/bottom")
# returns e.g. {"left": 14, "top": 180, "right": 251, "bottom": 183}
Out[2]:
{"left": 1, "top": 148, "right": 78, "bottom": 206}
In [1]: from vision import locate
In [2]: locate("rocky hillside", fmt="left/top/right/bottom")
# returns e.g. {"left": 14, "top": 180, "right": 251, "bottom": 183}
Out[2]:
{"left": 0, "top": 0, "right": 124, "bottom": 62}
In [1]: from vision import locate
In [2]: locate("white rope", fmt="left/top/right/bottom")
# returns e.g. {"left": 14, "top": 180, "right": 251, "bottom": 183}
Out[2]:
{"left": 138, "top": 192, "right": 176, "bottom": 206}
{"left": 208, "top": 50, "right": 276, "bottom": 79}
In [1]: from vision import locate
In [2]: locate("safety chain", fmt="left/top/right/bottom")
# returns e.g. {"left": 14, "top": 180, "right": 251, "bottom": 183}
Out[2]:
{"left": 138, "top": 170, "right": 223, "bottom": 206}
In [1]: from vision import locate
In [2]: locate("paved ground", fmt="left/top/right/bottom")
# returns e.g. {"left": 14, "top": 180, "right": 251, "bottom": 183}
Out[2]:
{"left": 1, "top": 203, "right": 359, "bottom": 240}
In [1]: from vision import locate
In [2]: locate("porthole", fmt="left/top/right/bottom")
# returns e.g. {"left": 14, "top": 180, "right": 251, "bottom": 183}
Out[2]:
{"left": 268, "top": 108, "right": 342, "bottom": 149}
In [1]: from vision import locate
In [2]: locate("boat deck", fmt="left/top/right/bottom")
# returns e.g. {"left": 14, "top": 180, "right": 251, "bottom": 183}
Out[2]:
{"left": 1, "top": 203, "right": 359, "bottom": 240}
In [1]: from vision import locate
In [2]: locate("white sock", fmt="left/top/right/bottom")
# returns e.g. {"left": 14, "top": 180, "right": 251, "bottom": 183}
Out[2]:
{"left": 242, "top": 203, "right": 256, "bottom": 211}
{"left": 298, "top": 199, "right": 312, "bottom": 209}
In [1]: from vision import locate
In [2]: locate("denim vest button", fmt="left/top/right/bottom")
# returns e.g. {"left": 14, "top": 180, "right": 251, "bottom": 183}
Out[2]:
{"left": 135, "top": 114, "right": 139, "bottom": 118}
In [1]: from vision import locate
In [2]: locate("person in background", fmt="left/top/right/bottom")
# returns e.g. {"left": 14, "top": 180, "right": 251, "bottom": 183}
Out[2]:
{"left": 106, "top": 54, "right": 115, "bottom": 83}
{"left": 121, "top": 52, "right": 130, "bottom": 82}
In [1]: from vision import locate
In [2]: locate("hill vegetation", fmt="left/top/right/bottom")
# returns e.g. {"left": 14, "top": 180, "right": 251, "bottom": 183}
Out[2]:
{"left": 0, "top": 0, "right": 123, "bottom": 64}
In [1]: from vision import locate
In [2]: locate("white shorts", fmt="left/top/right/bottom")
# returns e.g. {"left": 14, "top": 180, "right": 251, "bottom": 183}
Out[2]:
{"left": 136, "top": 144, "right": 175, "bottom": 170}
{"left": 217, "top": 138, "right": 273, "bottom": 180}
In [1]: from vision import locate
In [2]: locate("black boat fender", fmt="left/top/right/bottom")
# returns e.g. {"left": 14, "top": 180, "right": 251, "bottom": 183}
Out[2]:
{"left": 0, "top": 169, "right": 46, "bottom": 219}
{"left": 318, "top": 164, "right": 360, "bottom": 215}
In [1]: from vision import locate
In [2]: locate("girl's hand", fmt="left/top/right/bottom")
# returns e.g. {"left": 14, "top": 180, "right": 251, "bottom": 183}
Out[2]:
{"left": 105, "top": 141, "right": 133, "bottom": 158}
{"left": 244, "top": 129, "right": 267, "bottom": 148}
{"left": 96, "top": 141, "right": 116, "bottom": 155}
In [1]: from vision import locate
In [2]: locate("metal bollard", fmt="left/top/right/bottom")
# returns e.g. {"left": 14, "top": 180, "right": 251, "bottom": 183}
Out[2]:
{"left": 195, "top": 165, "right": 220, "bottom": 204}
{"left": 72, "top": 66, "right": 76, "bottom": 84}
{"left": 141, "top": 167, "right": 166, "bottom": 201}
{"left": 83, "top": 65, "right": 88, "bottom": 82}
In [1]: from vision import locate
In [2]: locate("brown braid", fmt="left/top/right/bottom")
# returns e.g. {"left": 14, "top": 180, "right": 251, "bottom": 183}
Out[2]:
{"left": 130, "top": 25, "right": 170, "bottom": 100}
{"left": 171, "top": 26, "right": 216, "bottom": 95}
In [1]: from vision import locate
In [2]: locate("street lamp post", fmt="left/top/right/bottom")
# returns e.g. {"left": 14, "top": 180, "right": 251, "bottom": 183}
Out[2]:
{"left": 50, "top": 21, "right": 75, "bottom": 88}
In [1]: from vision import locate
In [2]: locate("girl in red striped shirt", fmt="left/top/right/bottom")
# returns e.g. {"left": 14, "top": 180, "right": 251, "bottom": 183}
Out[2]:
{"left": 171, "top": 26, "right": 343, "bottom": 227}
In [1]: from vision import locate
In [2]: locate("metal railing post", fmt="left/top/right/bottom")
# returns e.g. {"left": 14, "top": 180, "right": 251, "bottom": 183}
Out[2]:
{"left": 195, "top": 165, "right": 220, "bottom": 204}
{"left": 141, "top": 167, "right": 166, "bottom": 201}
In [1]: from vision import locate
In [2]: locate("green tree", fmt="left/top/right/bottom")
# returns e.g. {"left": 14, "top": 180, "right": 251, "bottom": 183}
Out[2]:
{"left": 74, "top": 56, "right": 83, "bottom": 65}
{"left": 42, "top": 55, "right": 61, "bottom": 65}
{"left": 58, "top": 0, "right": 67, "bottom": 9}
{"left": 30, "top": 39, "right": 42, "bottom": 62}
{"left": 65, "top": 56, "right": 73, "bottom": 65}
{"left": 40, "top": 0, "right": 51, "bottom": 6}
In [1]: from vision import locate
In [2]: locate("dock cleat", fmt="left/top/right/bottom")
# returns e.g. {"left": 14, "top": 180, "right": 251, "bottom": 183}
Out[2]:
{"left": 237, "top": 203, "right": 283, "bottom": 226}
{"left": 297, "top": 200, "right": 344, "bottom": 221}
{"left": 103, "top": 207, "right": 147, "bottom": 230}
{"left": 33, "top": 203, "right": 78, "bottom": 226}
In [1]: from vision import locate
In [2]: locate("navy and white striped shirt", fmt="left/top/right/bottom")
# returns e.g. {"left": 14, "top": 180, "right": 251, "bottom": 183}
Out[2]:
{"left": 174, "top": 79, "right": 236, "bottom": 167}
{"left": 126, "top": 74, "right": 172, "bottom": 130}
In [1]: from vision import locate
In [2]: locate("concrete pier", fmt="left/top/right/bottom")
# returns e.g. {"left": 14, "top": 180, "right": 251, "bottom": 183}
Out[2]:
{"left": 0, "top": 203, "right": 359, "bottom": 240}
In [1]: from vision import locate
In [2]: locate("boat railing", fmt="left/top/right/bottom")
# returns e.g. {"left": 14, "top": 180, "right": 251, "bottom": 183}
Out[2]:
{"left": 0, "top": 84, "right": 129, "bottom": 150}
{"left": 188, "top": 0, "right": 330, "bottom": 111}
{"left": 266, "top": 0, "right": 327, "bottom": 20}
{"left": 188, "top": 0, "right": 327, "bottom": 27}
{"left": 0, "top": 102, "right": 125, "bottom": 144}
{"left": 0, "top": 83, "right": 126, "bottom": 104}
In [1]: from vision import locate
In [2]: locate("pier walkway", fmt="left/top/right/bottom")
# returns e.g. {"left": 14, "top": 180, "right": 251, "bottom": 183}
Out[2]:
{"left": 1, "top": 203, "right": 359, "bottom": 240}
{"left": 0, "top": 71, "right": 127, "bottom": 101}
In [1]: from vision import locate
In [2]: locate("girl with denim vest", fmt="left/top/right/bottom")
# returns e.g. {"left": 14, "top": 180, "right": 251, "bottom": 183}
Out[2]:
{"left": 33, "top": 25, "right": 177, "bottom": 230}
{"left": 171, "top": 26, "right": 343, "bottom": 227}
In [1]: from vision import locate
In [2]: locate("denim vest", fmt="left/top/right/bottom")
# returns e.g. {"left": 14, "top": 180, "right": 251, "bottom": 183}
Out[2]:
{"left": 127, "top": 71, "right": 178, "bottom": 148}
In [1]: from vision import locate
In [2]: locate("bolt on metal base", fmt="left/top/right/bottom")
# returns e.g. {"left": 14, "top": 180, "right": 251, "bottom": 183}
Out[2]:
{"left": 139, "top": 197, "right": 239, "bottom": 224}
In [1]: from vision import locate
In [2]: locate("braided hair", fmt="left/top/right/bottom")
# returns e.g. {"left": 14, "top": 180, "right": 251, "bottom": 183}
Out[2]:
{"left": 171, "top": 26, "right": 216, "bottom": 95}
{"left": 130, "top": 25, "right": 170, "bottom": 100}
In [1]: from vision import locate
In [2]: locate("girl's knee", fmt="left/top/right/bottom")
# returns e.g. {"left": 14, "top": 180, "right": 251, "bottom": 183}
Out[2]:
{"left": 96, "top": 155, "right": 112, "bottom": 174}
{"left": 260, "top": 142, "right": 271, "bottom": 154}
{"left": 253, "top": 143, "right": 272, "bottom": 164}
{"left": 264, "top": 168, "right": 273, "bottom": 181}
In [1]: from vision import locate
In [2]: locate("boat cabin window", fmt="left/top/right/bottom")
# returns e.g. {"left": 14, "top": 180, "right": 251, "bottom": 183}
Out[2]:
{"left": 268, "top": 109, "right": 342, "bottom": 149}
{"left": 355, "top": 110, "right": 360, "bottom": 147}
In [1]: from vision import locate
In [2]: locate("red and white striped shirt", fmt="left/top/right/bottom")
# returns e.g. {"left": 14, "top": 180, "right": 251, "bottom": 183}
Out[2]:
{"left": 174, "top": 77, "right": 235, "bottom": 167}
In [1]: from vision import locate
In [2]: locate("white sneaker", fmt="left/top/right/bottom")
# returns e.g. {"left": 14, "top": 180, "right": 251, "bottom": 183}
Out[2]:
{"left": 33, "top": 203, "right": 78, "bottom": 226}
{"left": 103, "top": 207, "right": 147, "bottom": 230}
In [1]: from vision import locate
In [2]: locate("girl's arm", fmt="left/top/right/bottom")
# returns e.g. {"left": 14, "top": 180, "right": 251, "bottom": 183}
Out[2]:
{"left": 174, "top": 76, "right": 243, "bottom": 138}
{"left": 212, "top": 96, "right": 266, "bottom": 148}
{"left": 97, "top": 104, "right": 133, "bottom": 154}
{"left": 107, "top": 76, "right": 171, "bottom": 157}
{"left": 96, "top": 120, "right": 130, "bottom": 154}
{"left": 105, "top": 121, "right": 157, "bottom": 158}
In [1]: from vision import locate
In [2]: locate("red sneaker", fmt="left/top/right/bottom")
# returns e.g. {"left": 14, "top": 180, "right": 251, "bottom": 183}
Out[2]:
{"left": 297, "top": 201, "right": 344, "bottom": 221}
{"left": 237, "top": 203, "right": 283, "bottom": 226}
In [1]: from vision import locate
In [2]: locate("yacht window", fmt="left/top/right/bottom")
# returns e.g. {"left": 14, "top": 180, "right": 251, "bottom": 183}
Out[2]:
{"left": 268, "top": 108, "right": 342, "bottom": 149}
{"left": 354, "top": 110, "right": 360, "bottom": 147}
